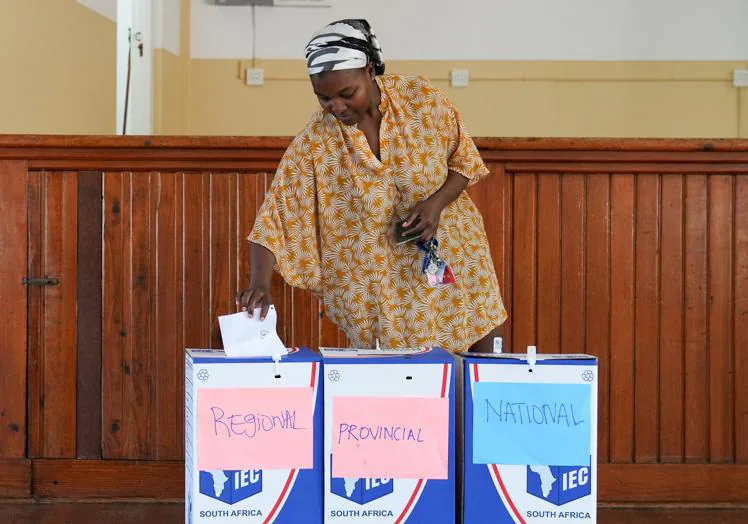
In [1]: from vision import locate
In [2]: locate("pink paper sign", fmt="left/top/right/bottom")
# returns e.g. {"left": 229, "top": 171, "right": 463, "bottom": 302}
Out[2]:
{"left": 197, "top": 387, "right": 313, "bottom": 470}
{"left": 332, "top": 396, "right": 449, "bottom": 479}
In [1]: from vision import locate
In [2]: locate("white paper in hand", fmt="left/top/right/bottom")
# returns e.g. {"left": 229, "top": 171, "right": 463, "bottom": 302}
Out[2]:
{"left": 218, "top": 305, "right": 287, "bottom": 359}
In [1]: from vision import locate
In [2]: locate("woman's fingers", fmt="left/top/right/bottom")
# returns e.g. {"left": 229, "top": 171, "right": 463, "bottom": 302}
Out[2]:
{"left": 235, "top": 288, "right": 273, "bottom": 318}
{"left": 419, "top": 223, "right": 438, "bottom": 242}
{"left": 401, "top": 213, "right": 424, "bottom": 237}
{"left": 235, "top": 289, "right": 252, "bottom": 311}
{"left": 258, "top": 296, "right": 272, "bottom": 321}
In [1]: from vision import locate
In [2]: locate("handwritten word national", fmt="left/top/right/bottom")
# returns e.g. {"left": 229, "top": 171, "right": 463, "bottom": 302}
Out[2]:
{"left": 483, "top": 400, "right": 585, "bottom": 427}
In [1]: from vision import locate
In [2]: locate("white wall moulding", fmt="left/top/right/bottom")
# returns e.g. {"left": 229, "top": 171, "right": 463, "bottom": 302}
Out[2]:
{"left": 191, "top": 0, "right": 748, "bottom": 61}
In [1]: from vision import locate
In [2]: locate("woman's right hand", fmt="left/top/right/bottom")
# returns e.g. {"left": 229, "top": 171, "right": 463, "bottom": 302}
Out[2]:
{"left": 235, "top": 284, "right": 274, "bottom": 321}
{"left": 238, "top": 242, "right": 278, "bottom": 320}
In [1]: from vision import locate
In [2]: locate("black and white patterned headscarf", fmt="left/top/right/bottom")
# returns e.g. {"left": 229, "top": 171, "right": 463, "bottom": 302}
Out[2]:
{"left": 304, "top": 19, "right": 385, "bottom": 76}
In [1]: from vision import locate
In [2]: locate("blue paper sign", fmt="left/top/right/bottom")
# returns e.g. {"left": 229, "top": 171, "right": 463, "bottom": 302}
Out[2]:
{"left": 472, "top": 382, "right": 591, "bottom": 466}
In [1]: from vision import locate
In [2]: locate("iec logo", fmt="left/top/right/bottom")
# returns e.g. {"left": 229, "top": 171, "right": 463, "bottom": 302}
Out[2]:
{"left": 199, "top": 469, "right": 263, "bottom": 505}
{"left": 330, "top": 455, "right": 393, "bottom": 504}
{"left": 331, "top": 476, "right": 393, "bottom": 505}
{"left": 526, "top": 464, "right": 591, "bottom": 505}
{"left": 330, "top": 478, "right": 393, "bottom": 505}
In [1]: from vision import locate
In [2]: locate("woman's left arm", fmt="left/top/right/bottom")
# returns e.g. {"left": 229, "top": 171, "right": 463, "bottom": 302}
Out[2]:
{"left": 400, "top": 169, "right": 468, "bottom": 242}
{"left": 401, "top": 77, "right": 489, "bottom": 242}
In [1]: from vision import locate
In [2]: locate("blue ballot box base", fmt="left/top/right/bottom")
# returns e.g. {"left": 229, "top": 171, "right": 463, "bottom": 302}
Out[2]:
{"left": 458, "top": 352, "right": 598, "bottom": 524}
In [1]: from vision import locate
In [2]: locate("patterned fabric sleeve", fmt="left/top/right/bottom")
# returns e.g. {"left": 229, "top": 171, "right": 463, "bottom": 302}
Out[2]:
{"left": 428, "top": 78, "right": 490, "bottom": 185}
{"left": 248, "top": 132, "right": 322, "bottom": 294}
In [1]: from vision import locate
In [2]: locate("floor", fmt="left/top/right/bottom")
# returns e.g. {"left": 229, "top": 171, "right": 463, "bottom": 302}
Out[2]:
{"left": 0, "top": 501, "right": 746, "bottom": 523}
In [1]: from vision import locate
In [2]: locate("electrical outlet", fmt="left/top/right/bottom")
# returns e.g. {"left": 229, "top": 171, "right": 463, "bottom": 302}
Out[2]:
{"left": 450, "top": 69, "right": 469, "bottom": 88}
{"left": 733, "top": 69, "right": 748, "bottom": 87}
{"left": 246, "top": 68, "right": 264, "bottom": 86}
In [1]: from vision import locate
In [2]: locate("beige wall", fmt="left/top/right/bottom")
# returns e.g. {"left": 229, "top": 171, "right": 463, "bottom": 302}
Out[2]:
{"left": 0, "top": 0, "right": 115, "bottom": 135}
{"left": 741, "top": 88, "right": 748, "bottom": 138}
{"left": 153, "top": 49, "right": 189, "bottom": 135}
{"left": 152, "top": 0, "right": 189, "bottom": 135}
{"left": 1, "top": 0, "right": 745, "bottom": 138}
{"left": 187, "top": 60, "right": 315, "bottom": 136}
{"left": 186, "top": 59, "right": 748, "bottom": 138}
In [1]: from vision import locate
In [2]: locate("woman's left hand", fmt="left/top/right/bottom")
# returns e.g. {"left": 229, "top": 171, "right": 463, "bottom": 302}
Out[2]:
{"left": 401, "top": 194, "right": 447, "bottom": 242}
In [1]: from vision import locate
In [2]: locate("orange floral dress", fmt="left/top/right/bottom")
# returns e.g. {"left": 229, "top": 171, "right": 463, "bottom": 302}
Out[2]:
{"left": 249, "top": 73, "right": 507, "bottom": 351}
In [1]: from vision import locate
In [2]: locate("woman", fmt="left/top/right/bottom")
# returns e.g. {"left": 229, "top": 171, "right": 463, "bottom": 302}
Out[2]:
{"left": 236, "top": 19, "right": 506, "bottom": 352}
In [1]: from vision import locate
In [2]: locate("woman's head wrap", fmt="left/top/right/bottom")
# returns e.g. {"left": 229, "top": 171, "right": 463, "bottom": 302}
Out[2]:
{"left": 304, "top": 19, "right": 385, "bottom": 76}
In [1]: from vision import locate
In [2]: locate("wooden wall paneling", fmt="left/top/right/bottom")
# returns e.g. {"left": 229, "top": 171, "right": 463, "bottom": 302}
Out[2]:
{"left": 209, "top": 173, "right": 237, "bottom": 349}
{"left": 338, "top": 324, "right": 349, "bottom": 348}
{"left": 0, "top": 161, "right": 28, "bottom": 459}
{"left": 735, "top": 175, "right": 748, "bottom": 464}
{"left": 201, "top": 175, "right": 212, "bottom": 348}
{"left": 292, "top": 288, "right": 312, "bottom": 349}
{"left": 309, "top": 298, "right": 322, "bottom": 350}
{"left": 282, "top": 282, "right": 293, "bottom": 347}
{"left": 26, "top": 171, "right": 43, "bottom": 458}
{"left": 32, "top": 460, "right": 184, "bottom": 499}
{"left": 3, "top": 137, "right": 748, "bottom": 504}
{"left": 319, "top": 309, "right": 340, "bottom": 348}
{"left": 0, "top": 160, "right": 28, "bottom": 458}
{"left": 25, "top": 159, "right": 282, "bottom": 173}
{"left": 154, "top": 172, "right": 180, "bottom": 459}
{"left": 127, "top": 172, "right": 155, "bottom": 459}
{"left": 585, "top": 174, "right": 612, "bottom": 463}
{"left": 560, "top": 175, "right": 586, "bottom": 354}
{"left": 683, "top": 175, "right": 709, "bottom": 462}
{"left": 24, "top": 459, "right": 748, "bottom": 503}
{"left": 502, "top": 162, "right": 748, "bottom": 176}
{"left": 182, "top": 173, "right": 210, "bottom": 349}
{"left": 46, "top": 171, "right": 78, "bottom": 458}
{"left": 634, "top": 175, "right": 661, "bottom": 463}
{"left": 1, "top": 134, "right": 746, "bottom": 153}
{"left": 707, "top": 175, "right": 735, "bottom": 463}
{"left": 236, "top": 173, "right": 258, "bottom": 319}
{"left": 102, "top": 172, "right": 126, "bottom": 458}
{"left": 501, "top": 168, "right": 513, "bottom": 352}
{"left": 658, "top": 174, "right": 685, "bottom": 463}
{"left": 103, "top": 171, "right": 159, "bottom": 459}
{"left": 0, "top": 459, "right": 31, "bottom": 498}
{"left": 536, "top": 174, "right": 561, "bottom": 355}
{"left": 27, "top": 171, "right": 78, "bottom": 458}
{"left": 598, "top": 464, "right": 748, "bottom": 503}
{"left": 175, "top": 172, "right": 186, "bottom": 459}
{"left": 51, "top": 172, "right": 79, "bottom": 458}
{"left": 609, "top": 174, "right": 636, "bottom": 463}
{"left": 511, "top": 173, "right": 537, "bottom": 352}
{"left": 76, "top": 171, "right": 103, "bottom": 459}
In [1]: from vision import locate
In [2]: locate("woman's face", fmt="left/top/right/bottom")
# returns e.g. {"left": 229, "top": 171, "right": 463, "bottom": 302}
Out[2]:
{"left": 310, "top": 65, "right": 377, "bottom": 126}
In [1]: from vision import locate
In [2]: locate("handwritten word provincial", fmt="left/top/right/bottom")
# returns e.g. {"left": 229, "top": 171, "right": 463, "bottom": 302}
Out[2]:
{"left": 337, "top": 423, "right": 425, "bottom": 444}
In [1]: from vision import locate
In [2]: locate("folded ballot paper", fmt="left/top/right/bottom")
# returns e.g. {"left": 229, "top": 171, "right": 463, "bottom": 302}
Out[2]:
{"left": 218, "top": 305, "right": 287, "bottom": 359}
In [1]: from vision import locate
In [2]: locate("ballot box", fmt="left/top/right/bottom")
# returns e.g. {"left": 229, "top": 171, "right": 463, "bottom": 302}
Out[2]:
{"left": 458, "top": 352, "right": 598, "bottom": 524}
{"left": 321, "top": 347, "right": 456, "bottom": 523}
{"left": 185, "top": 347, "right": 323, "bottom": 524}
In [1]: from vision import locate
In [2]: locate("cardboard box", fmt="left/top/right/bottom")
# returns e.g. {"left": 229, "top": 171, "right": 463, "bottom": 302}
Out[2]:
{"left": 321, "top": 347, "right": 456, "bottom": 523}
{"left": 185, "top": 347, "right": 323, "bottom": 523}
{"left": 459, "top": 353, "right": 598, "bottom": 523}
